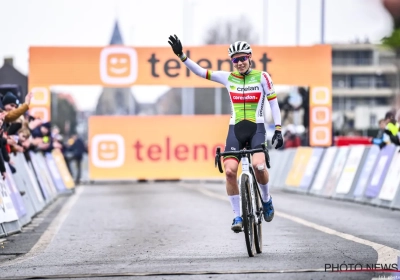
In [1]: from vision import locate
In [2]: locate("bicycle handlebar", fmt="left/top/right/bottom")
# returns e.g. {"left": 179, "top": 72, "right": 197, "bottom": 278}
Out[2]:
{"left": 214, "top": 143, "right": 271, "bottom": 174}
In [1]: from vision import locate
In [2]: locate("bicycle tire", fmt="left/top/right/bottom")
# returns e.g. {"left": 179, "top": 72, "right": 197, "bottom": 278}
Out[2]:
{"left": 253, "top": 177, "right": 263, "bottom": 254}
{"left": 240, "top": 174, "right": 256, "bottom": 257}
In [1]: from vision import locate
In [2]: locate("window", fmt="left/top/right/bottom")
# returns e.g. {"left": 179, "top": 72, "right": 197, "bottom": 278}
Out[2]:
{"left": 350, "top": 75, "right": 372, "bottom": 88}
{"left": 375, "top": 75, "right": 391, "bottom": 88}
{"left": 332, "top": 50, "right": 372, "bottom": 65}
{"left": 333, "top": 75, "right": 347, "bottom": 88}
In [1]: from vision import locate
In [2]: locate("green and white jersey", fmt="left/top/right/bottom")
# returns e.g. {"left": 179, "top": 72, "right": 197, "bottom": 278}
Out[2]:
{"left": 182, "top": 56, "right": 281, "bottom": 128}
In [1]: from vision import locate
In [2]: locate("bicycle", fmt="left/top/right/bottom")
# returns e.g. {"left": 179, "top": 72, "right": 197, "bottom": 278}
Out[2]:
{"left": 214, "top": 143, "right": 271, "bottom": 257}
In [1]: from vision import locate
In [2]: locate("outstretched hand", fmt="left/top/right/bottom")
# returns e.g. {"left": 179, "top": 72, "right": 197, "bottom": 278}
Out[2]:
{"left": 168, "top": 34, "right": 183, "bottom": 57}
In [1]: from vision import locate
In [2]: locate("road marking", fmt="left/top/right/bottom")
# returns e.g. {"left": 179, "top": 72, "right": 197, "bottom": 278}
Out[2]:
{"left": 0, "top": 269, "right": 332, "bottom": 279}
{"left": 0, "top": 187, "right": 84, "bottom": 268}
{"left": 183, "top": 184, "right": 400, "bottom": 268}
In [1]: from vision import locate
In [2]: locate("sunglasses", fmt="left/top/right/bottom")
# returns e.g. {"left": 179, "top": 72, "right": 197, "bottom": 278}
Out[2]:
{"left": 231, "top": 55, "right": 250, "bottom": 63}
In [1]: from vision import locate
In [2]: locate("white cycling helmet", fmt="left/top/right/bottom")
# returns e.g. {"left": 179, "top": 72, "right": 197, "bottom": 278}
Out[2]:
{"left": 228, "top": 41, "right": 252, "bottom": 57}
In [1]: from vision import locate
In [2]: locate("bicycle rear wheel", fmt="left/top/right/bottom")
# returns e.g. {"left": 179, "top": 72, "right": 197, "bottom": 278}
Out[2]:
{"left": 253, "top": 178, "right": 263, "bottom": 254}
{"left": 240, "top": 174, "right": 256, "bottom": 257}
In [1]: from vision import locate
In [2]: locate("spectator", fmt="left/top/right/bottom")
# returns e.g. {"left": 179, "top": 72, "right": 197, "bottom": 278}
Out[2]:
{"left": 372, "top": 119, "right": 389, "bottom": 149}
{"left": 16, "top": 127, "right": 31, "bottom": 151}
{"left": 283, "top": 125, "right": 302, "bottom": 149}
{"left": 383, "top": 111, "right": 400, "bottom": 146}
{"left": 2, "top": 91, "right": 32, "bottom": 123}
{"left": 67, "top": 134, "right": 87, "bottom": 185}
{"left": 0, "top": 111, "right": 8, "bottom": 179}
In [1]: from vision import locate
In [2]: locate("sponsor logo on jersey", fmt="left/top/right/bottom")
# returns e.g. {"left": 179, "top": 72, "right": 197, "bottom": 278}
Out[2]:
{"left": 237, "top": 86, "right": 260, "bottom": 92}
{"left": 230, "top": 92, "right": 261, "bottom": 103}
{"left": 258, "top": 95, "right": 266, "bottom": 117}
{"left": 263, "top": 73, "right": 272, "bottom": 90}
{"left": 248, "top": 76, "right": 258, "bottom": 83}
{"left": 230, "top": 85, "right": 235, "bottom": 90}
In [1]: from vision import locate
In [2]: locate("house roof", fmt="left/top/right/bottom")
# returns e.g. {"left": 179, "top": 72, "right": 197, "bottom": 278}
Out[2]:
{"left": 0, "top": 58, "right": 28, "bottom": 95}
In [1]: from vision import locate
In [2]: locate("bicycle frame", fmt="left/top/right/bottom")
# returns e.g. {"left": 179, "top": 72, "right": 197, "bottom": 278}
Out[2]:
{"left": 215, "top": 144, "right": 270, "bottom": 225}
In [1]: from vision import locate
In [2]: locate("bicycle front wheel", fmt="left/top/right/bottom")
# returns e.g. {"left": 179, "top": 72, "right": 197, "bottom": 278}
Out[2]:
{"left": 253, "top": 179, "right": 263, "bottom": 254}
{"left": 240, "top": 174, "right": 256, "bottom": 257}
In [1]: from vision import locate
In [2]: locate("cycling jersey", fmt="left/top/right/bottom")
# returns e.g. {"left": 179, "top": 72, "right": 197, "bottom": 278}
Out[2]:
{"left": 180, "top": 56, "right": 282, "bottom": 129}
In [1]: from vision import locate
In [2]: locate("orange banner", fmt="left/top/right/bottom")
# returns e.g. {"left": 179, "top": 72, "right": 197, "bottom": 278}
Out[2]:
{"left": 309, "top": 86, "right": 332, "bottom": 146}
{"left": 28, "top": 86, "right": 51, "bottom": 122}
{"left": 285, "top": 147, "right": 314, "bottom": 187}
{"left": 88, "top": 115, "right": 230, "bottom": 180}
{"left": 29, "top": 45, "right": 331, "bottom": 87}
{"left": 52, "top": 149, "right": 75, "bottom": 189}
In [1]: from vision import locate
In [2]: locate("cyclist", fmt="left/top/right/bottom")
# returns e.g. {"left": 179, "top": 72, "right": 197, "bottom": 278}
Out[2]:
{"left": 168, "top": 35, "right": 284, "bottom": 233}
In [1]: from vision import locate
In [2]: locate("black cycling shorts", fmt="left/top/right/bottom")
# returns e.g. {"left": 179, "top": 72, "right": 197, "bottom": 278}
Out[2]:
{"left": 223, "top": 120, "right": 266, "bottom": 162}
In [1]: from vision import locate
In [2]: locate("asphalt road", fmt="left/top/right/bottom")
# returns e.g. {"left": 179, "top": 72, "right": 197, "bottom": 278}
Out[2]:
{"left": 0, "top": 182, "right": 399, "bottom": 280}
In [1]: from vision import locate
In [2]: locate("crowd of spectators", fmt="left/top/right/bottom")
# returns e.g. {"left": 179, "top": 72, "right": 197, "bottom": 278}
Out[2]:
{"left": 0, "top": 91, "right": 87, "bottom": 185}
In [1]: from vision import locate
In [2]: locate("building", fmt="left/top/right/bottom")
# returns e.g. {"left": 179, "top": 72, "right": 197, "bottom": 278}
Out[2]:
{"left": 0, "top": 57, "right": 28, "bottom": 102}
{"left": 331, "top": 43, "right": 398, "bottom": 132}
{"left": 95, "top": 20, "right": 138, "bottom": 116}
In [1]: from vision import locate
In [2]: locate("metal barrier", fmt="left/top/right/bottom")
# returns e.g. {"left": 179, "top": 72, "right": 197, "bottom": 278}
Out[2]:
{"left": 270, "top": 144, "right": 400, "bottom": 211}
{"left": 0, "top": 151, "right": 75, "bottom": 236}
{"left": 333, "top": 146, "right": 368, "bottom": 201}
{"left": 2, "top": 143, "right": 399, "bottom": 239}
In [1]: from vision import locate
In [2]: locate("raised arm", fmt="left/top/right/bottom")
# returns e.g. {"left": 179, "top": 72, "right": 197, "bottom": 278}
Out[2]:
{"left": 261, "top": 71, "right": 284, "bottom": 149}
{"left": 168, "top": 34, "right": 229, "bottom": 85}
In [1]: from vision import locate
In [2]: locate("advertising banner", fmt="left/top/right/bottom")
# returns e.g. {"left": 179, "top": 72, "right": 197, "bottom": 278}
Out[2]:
{"left": 29, "top": 151, "right": 51, "bottom": 201}
{"left": 52, "top": 149, "right": 75, "bottom": 189}
{"left": 0, "top": 181, "right": 19, "bottom": 223}
{"left": 4, "top": 164, "right": 26, "bottom": 219}
{"left": 310, "top": 147, "right": 337, "bottom": 192}
{"left": 322, "top": 147, "right": 349, "bottom": 196}
{"left": 299, "top": 147, "right": 324, "bottom": 190}
{"left": 365, "top": 145, "right": 396, "bottom": 198}
{"left": 335, "top": 145, "right": 366, "bottom": 194}
{"left": 29, "top": 45, "right": 331, "bottom": 88}
{"left": 285, "top": 147, "right": 314, "bottom": 187}
{"left": 353, "top": 145, "right": 380, "bottom": 198}
{"left": 379, "top": 147, "right": 400, "bottom": 201}
{"left": 89, "top": 115, "right": 230, "bottom": 180}
{"left": 45, "top": 153, "right": 68, "bottom": 192}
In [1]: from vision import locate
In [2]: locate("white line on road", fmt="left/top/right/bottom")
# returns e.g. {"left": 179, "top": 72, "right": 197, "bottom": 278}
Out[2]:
{"left": 183, "top": 184, "right": 400, "bottom": 268}
{"left": 0, "top": 187, "right": 84, "bottom": 268}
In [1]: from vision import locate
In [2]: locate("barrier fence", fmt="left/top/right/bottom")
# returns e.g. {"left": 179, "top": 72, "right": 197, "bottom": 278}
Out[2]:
{"left": 269, "top": 144, "right": 400, "bottom": 210}
{"left": 2, "top": 140, "right": 399, "bottom": 238}
{"left": 0, "top": 150, "right": 75, "bottom": 237}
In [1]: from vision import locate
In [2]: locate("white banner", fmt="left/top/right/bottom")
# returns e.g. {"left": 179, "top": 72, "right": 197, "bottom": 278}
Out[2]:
{"left": 379, "top": 147, "right": 400, "bottom": 201}
{"left": 336, "top": 146, "right": 365, "bottom": 194}
{"left": 323, "top": 147, "right": 350, "bottom": 195}
{"left": 311, "top": 147, "right": 337, "bottom": 191}
{"left": 34, "top": 154, "right": 58, "bottom": 199}
{"left": 0, "top": 180, "right": 19, "bottom": 223}
{"left": 12, "top": 153, "right": 45, "bottom": 204}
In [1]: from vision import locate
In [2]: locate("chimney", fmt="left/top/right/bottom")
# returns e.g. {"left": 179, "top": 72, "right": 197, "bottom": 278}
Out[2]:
{"left": 4, "top": 57, "right": 13, "bottom": 66}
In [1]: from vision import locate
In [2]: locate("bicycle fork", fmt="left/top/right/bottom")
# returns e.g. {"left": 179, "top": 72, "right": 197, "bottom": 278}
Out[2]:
{"left": 239, "top": 157, "right": 260, "bottom": 225}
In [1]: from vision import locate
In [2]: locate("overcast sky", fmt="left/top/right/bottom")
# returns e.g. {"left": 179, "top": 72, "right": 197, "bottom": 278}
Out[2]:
{"left": 0, "top": 0, "right": 394, "bottom": 110}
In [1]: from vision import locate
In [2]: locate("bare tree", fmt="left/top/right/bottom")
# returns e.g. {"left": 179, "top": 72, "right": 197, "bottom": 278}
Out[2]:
{"left": 203, "top": 15, "right": 258, "bottom": 45}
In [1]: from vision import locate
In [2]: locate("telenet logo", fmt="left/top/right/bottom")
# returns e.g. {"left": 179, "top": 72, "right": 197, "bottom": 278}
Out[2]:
{"left": 100, "top": 46, "right": 138, "bottom": 85}
{"left": 91, "top": 134, "right": 125, "bottom": 168}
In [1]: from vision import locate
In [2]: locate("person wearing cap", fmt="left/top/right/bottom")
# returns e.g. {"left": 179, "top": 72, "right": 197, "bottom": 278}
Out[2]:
{"left": 1, "top": 91, "right": 33, "bottom": 123}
